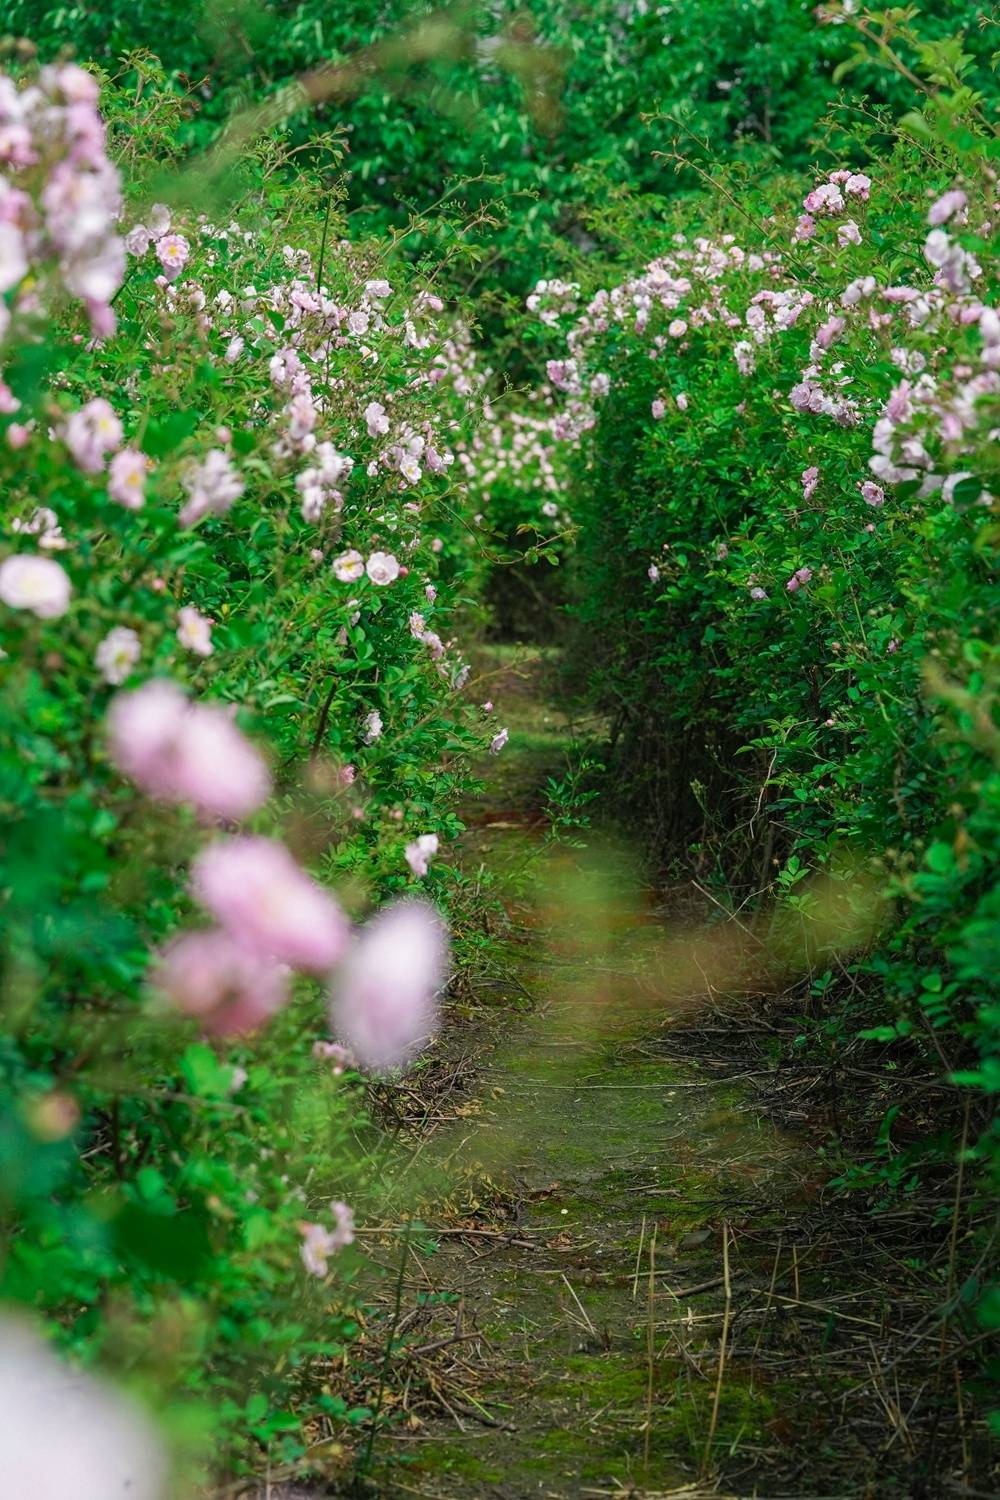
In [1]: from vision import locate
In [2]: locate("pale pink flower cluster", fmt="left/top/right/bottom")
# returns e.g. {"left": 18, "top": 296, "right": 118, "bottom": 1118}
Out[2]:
{"left": 801, "top": 466, "right": 819, "bottom": 501}
{"left": 154, "top": 929, "right": 288, "bottom": 1037}
{"left": 11, "top": 505, "right": 66, "bottom": 549}
{"left": 191, "top": 837, "right": 350, "bottom": 974}
{"left": 312, "top": 1040, "right": 354, "bottom": 1074}
{"left": 365, "top": 399, "right": 390, "bottom": 436}
{"left": 107, "top": 679, "right": 270, "bottom": 819}
{"left": 409, "top": 610, "right": 445, "bottom": 661}
{"left": 788, "top": 370, "right": 859, "bottom": 427}
{"left": 797, "top": 169, "right": 871, "bottom": 242}
{"left": 155, "top": 837, "right": 352, "bottom": 1037}
{"left": 868, "top": 295, "right": 999, "bottom": 494}
{"left": 176, "top": 605, "right": 213, "bottom": 657}
{"left": 928, "top": 188, "right": 967, "bottom": 228}
{"left": 64, "top": 397, "right": 122, "bottom": 472}
{"left": 923, "top": 227, "right": 980, "bottom": 296}
{"left": 124, "top": 205, "right": 195, "bottom": 285}
{"left": 299, "top": 1201, "right": 355, "bottom": 1277}
{"left": 0, "top": 65, "right": 125, "bottom": 340}
{"left": 294, "top": 442, "right": 353, "bottom": 523}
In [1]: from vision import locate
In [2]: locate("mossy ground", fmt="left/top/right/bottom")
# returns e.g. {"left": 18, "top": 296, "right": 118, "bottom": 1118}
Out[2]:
{"left": 351, "top": 646, "right": 989, "bottom": 1499}
{"left": 360, "top": 649, "right": 811, "bottom": 1497}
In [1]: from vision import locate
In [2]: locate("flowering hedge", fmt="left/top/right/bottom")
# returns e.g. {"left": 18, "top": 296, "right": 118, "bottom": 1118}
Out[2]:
{"left": 0, "top": 60, "right": 511, "bottom": 1486}
{"left": 486, "top": 32, "right": 1000, "bottom": 1364}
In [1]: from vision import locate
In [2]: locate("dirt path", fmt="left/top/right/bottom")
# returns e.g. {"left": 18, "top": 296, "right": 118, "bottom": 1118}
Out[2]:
{"left": 358, "top": 646, "right": 989, "bottom": 1500}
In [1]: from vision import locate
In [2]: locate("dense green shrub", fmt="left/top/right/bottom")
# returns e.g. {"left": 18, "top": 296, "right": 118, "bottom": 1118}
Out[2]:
{"left": 0, "top": 60, "right": 504, "bottom": 1486}
{"left": 489, "top": 12, "right": 1000, "bottom": 1370}
{"left": 6, "top": 0, "right": 990, "bottom": 328}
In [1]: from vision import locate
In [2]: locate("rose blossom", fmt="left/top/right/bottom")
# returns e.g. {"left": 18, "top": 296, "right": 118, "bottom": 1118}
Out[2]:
{"left": 95, "top": 625, "right": 141, "bottom": 685}
{"left": 928, "top": 189, "right": 967, "bottom": 227}
{"left": 490, "top": 727, "right": 509, "bottom": 755}
{"left": 176, "top": 606, "right": 213, "bottom": 657}
{"left": 124, "top": 224, "right": 153, "bottom": 255}
{"left": 107, "top": 448, "right": 150, "bottom": 509}
{"left": 0, "top": 554, "right": 72, "bottom": 618}
{"left": 333, "top": 549, "right": 364, "bottom": 582}
{"left": 312, "top": 1040, "right": 354, "bottom": 1074}
{"left": 63, "top": 398, "right": 122, "bottom": 472}
{"left": 405, "top": 833, "right": 439, "bottom": 878}
{"left": 10, "top": 508, "right": 65, "bottom": 550}
{"left": 192, "top": 836, "right": 350, "bottom": 973}
{"left": 107, "top": 679, "right": 271, "bottom": 819}
{"left": 155, "top": 233, "right": 189, "bottom": 280}
{"left": 153, "top": 928, "right": 288, "bottom": 1036}
{"left": 299, "top": 1202, "right": 355, "bottom": 1277}
{"left": 329, "top": 898, "right": 448, "bottom": 1071}
{"left": 363, "top": 709, "right": 383, "bottom": 744}
{"left": 366, "top": 551, "right": 400, "bottom": 586}
{"left": 179, "top": 449, "right": 244, "bottom": 527}
{"left": 364, "top": 400, "right": 390, "bottom": 436}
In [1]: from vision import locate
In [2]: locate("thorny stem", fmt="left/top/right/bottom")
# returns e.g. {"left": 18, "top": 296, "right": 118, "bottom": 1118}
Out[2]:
{"left": 316, "top": 189, "right": 334, "bottom": 292}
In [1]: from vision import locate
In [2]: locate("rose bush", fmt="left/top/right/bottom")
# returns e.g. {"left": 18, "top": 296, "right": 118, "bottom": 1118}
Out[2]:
{"left": 0, "top": 58, "right": 507, "bottom": 1486}
{"left": 481, "top": 16, "right": 1000, "bottom": 1383}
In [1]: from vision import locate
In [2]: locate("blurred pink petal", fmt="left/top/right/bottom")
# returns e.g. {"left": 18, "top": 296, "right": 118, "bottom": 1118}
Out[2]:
{"left": 329, "top": 899, "right": 448, "bottom": 1071}
{"left": 192, "top": 836, "right": 350, "bottom": 974}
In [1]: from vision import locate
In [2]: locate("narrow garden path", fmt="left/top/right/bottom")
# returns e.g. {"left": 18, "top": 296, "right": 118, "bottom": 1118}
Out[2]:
{"left": 360, "top": 646, "right": 944, "bottom": 1500}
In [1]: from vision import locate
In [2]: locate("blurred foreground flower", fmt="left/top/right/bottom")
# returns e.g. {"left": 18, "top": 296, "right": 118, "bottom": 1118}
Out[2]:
{"left": 0, "top": 554, "right": 72, "bottom": 618}
{"left": 107, "top": 679, "right": 271, "bottom": 820}
{"left": 192, "top": 836, "right": 350, "bottom": 973}
{"left": 0, "top": 1315, "right": 166, "bottom": 1499}
{"left": 330, "top": 899, "right": 448, "bottom": 1071}
{"left": 153, "top": 928, "right": 289, "bottom": 1036}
